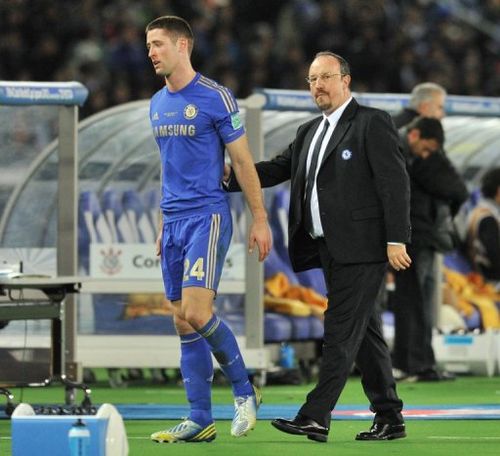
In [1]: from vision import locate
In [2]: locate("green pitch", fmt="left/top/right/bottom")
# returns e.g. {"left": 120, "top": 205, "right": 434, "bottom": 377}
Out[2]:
{"left": 1, "top": 376, "right": 499, "bottom": 455}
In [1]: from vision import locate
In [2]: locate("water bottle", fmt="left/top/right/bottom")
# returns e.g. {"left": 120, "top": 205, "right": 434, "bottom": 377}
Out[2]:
{"left": 68, "top": 418, "right": 90, "bottom": 456}
{"left": 280, "top": 343, "right": 295, "bottom": 369}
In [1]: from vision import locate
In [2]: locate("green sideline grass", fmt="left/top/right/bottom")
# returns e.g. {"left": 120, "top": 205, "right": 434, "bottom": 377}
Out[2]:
{"left": 2, "top": 374, "right": 499, "bottom": 405}
{"left": 1, "top": 419, "right": 499, "bottom": 456}
{"left": 1, "top": 376, "right": 499, "bottom": 455}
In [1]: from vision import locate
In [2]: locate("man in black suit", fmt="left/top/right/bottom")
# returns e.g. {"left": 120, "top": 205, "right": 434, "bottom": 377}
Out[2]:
{"left": 226, "top": 51, "right": 411, "bottom": 442}
{"left": 392, "top": 117, "right": 468, "bottom": 382}
{"left": 391, "top": 81, "right": 467, "bottom": 383}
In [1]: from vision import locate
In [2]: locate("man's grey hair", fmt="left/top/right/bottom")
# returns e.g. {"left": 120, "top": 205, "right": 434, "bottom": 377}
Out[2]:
{"left": 409, "top": 82, "right": 447, "bottom": 109}
{"left": 314, "top": 51, "right": 351, "bottom": 76}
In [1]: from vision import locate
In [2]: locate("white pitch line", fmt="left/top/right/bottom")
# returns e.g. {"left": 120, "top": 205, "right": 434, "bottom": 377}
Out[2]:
{"left": 428, "top": 436, "right": 500, "bottom": 440}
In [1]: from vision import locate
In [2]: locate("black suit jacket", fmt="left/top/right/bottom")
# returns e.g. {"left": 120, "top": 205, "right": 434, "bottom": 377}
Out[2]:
{"left": 392, "top": 107, "right": 419, "bottom": 129}
{"left": 229, "top": 98, "right": 411, "bottom": 271}
{"left": 400, "top": 134, "right": 468, "bottom": 249}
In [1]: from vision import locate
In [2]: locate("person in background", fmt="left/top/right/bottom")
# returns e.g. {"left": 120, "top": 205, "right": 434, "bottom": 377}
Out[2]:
{"left": 145, "top": 15, "right": 272, "bottom": 443}
{"left": 386, "top": 82, "right": 447, "bottom": 329}
{"left": 226, "top": 51, "right": 411, "bottom": 443}
{"left": 466, "top": 167, "right": 500, "bottom": 286}
{"left": 392, "top": 82, "right": 446, "bottom": 129}
{"left": 392, "top": 117, "right": 468, "bottom": 382}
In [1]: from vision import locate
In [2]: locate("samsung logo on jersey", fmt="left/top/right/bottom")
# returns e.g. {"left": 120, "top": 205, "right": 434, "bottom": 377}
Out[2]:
{"left": 154, "top": 124, "right": 196, "bottom": 137}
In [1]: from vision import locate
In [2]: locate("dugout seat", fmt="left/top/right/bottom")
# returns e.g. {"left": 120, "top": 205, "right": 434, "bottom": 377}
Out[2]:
{"left": 265, "top": 187, "right": 327, "bottom": 339}
{"left": 442, "top": 252, "right": 482, "bottom": 331}
{"left": 228, "top": 192, "right": 246, "bottom": 244}
{"left": 90, "top": 188, "right": 175, "bottom": 335}
{"left": 308, "top": 314, "right": 324, "bottom": 339}
{"left": 122, "top": 190, "right": 156, "bottom": 243}
{"left": 268, "top": 187, "right": 327, "bottom": 296}
{"left": 264, "top": 248, "right": 299, "bottom": 285}
{"left": 288, "top": 316, "right": 312, "bottom": 340}
{"left": 101, "top": 189, "right": 125, "bottom": 243}
{"left": 444, "top": 250, "right": 473, "bottom": 275}
{"left": 217, "top": 294, "right": 294, "bottom": 343}
{"left": 223, "top": 192, "right": 310, "bottom": 342}
{"left": 143, "top": 187, "right": 161, "bottom": 237}
{"left": 78, "top": 190, "right": 113, "bottom": 272}
{"left": 103, "top": 189, "right": 139, "bottom": 243}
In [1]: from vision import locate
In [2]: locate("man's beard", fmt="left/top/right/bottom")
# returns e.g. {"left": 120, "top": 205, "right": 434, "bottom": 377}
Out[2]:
{"left": 315, "top": 93, "right": 331, "bottom": 112}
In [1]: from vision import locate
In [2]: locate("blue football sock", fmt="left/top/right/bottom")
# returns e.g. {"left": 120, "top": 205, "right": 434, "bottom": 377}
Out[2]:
{"left": 180, "top": 333, "right": 213, "bottom": 427}
{"left": 198, "top": 314, "right": 253, "bottom": 397}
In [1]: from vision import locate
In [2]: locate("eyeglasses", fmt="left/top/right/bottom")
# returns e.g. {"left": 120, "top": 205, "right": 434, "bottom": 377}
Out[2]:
{"left": 305, "top": 73, "right": 344, "bottom": 85}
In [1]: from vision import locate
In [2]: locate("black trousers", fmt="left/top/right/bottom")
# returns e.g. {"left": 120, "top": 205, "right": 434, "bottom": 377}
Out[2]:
{"left": 392, "top": 246, "right": 436, "bottom": 374}
{"left": 298, "top": 239, "right": 403, "bottom": 428}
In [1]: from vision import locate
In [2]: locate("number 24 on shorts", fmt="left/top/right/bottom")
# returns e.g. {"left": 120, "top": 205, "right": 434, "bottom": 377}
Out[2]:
{"left": 183, "top": 258, "right": 205, "bottom": 281}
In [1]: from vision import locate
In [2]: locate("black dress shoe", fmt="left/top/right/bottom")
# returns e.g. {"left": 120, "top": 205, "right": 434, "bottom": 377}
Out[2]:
{"left": 355, "top": 423, "right": 406, "bottom": 441}
{"left": 271, "top": 415, "right": 329, "bottom": 442}
{"left": 416, "top": 368, "right": 456, "bottom": 382}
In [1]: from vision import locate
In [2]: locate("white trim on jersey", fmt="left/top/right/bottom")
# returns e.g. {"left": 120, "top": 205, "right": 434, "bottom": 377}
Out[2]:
{"left": 206, "top": 213, "right": 221, "bottom": 289}
{"left": 197, "top": 75, "right": 238, "bottom": 113}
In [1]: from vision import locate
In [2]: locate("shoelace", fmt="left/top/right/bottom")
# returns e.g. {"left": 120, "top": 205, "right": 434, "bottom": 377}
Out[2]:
{"left": 171, "top": 422, "right": 185, "bottom": 432}
{"left": 171, "top": 420, "right": 193, "bottom": 433}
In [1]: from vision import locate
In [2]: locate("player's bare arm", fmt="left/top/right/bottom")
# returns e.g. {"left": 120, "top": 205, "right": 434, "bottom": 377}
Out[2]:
{"left": 226, "top": 135, "right": 272, "bottom": 261}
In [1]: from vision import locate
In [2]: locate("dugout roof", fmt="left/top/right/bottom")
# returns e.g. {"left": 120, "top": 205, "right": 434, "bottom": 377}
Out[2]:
{"left": 1, "top": 91, "right": 500, "bottom": 247}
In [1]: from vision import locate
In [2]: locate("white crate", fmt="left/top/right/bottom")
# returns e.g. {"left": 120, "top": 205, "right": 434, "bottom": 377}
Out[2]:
{"left": 11, "top": 403, "right": 128, "bottom": 456}
{"left": 433, "top": 330, "right": 497, "bottom": 377}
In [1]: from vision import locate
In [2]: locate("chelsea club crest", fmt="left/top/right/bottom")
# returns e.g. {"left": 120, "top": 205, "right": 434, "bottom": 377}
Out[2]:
{"left": 341, "top": 149, "right": 353, "bottom": 160}
{"left": 184, "top": 104, "right": 198, "bottom": 120}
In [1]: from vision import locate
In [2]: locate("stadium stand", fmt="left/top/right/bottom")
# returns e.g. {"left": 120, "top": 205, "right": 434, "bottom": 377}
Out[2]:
{"left": 1, "top": 0, "right": 498, "bottom": 119}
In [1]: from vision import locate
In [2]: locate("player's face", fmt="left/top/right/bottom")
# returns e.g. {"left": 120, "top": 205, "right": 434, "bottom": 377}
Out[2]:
{"left": 308, "top": 56, "right": 351, "bottom": 115}
{"left": 146, "top": 28, "right": 180, "bottom": 77}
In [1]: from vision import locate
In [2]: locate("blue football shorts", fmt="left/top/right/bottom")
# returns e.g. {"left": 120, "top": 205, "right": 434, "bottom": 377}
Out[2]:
{"left": 160, "top": 210, "right": 232, "bottom": 301}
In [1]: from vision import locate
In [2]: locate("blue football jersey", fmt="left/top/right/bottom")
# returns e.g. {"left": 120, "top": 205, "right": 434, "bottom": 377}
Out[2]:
{"left": 149, "top": 73, "right": 245, "bottom": 217}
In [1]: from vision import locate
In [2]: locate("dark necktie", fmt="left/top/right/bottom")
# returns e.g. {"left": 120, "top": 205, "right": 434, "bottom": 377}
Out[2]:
{"left": 303, "top": 119, "right": 330, "bottom": 235}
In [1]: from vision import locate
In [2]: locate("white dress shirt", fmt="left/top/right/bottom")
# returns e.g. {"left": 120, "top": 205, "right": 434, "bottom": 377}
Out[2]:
{"left": 306, "top": 97, "right": 352, "bottom": 238}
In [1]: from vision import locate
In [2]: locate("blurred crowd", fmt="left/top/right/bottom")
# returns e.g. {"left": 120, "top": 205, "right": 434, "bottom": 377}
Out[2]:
{"left": 1, "top": 0, "right": 499, "bottom": 118}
